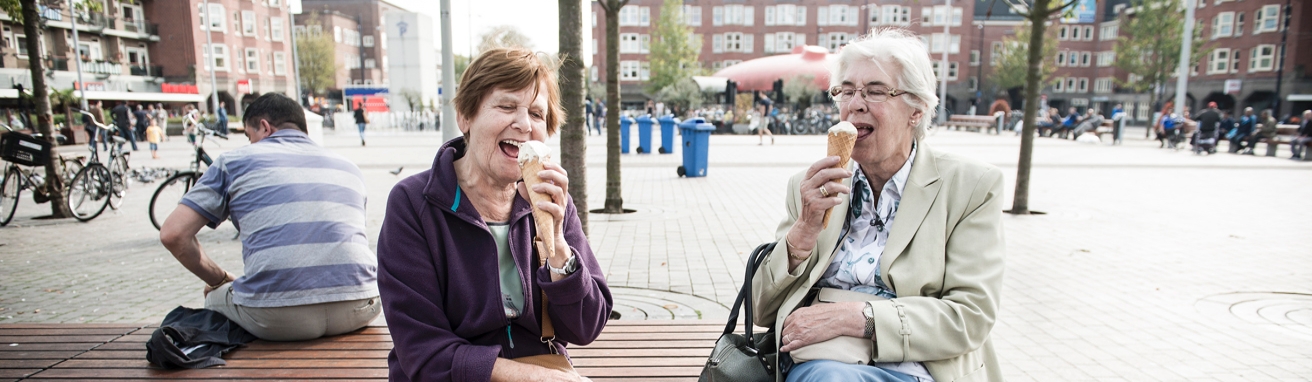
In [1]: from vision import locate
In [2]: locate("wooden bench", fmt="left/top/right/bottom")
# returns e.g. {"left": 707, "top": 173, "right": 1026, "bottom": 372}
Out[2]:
{"left": 1253, "top": 125, "right": 1301, "bottom": 157}
{"left": 939, "top": 115, "right": 999, "bottom": 134}
{"left": 0, "top": 320, "right": 727, "bottom": 381}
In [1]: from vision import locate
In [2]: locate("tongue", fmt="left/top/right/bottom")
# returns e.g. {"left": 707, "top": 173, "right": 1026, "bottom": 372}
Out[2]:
{"left": 500, "top": 142, "right": 520, "bottom": 158}
{"left": 856, "top": 128, "right": 874, "bottom": 140}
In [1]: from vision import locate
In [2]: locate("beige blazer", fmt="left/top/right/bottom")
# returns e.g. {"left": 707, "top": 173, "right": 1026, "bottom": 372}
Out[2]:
{"left": 752, "top": 143, "right": 1006, "bottom": 382}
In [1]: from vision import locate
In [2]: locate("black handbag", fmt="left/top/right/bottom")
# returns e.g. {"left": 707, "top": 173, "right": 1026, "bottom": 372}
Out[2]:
{"left": 699, "top": 242, "right": 778, "bottom": 382}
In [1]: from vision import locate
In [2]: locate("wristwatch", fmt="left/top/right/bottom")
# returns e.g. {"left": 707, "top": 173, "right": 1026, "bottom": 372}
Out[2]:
{"left": 548, "top": 255, "right": 579, "bottom": 275}
{"left": 862, "top": 301, "right": 876, "bottom": 339}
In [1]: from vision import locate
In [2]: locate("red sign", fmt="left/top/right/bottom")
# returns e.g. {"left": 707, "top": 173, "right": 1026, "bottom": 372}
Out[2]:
{"left": 237, "top": 79, "right": 251, "bottom": 95}
{"left": 162, "top": 83, "right": 199, "bottom": 94}
{"left": 74, "top": 81, "right": 106, "bottom": 91}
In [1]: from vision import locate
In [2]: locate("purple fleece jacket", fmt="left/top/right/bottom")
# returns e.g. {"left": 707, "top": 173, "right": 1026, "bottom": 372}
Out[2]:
{"left": 377, "top": 137, "right": 612, "bottom": 382}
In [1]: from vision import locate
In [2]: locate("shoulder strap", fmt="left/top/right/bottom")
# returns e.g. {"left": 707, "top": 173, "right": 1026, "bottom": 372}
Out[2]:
{"left": 721, "top": 242, "right": 776, "bottom": 337}
{"left": 534, "top": 238, "right": 559, "bottom": 352}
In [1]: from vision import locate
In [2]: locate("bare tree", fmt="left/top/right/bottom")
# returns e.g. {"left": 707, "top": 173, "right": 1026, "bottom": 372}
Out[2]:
{"left": 477, "top": 25, "right": 534, "bottom": 54}
{"left": 558, "top": 0, "right": 589, "bottom": 232}
{"left": 992, "top": 0, "right": 1079, "bottom": 215}
{"left": 16, "top": 0, "right": 70, "bottom": 218}
{"left": 596, "top": 0, "right": 630, "bottom": 214}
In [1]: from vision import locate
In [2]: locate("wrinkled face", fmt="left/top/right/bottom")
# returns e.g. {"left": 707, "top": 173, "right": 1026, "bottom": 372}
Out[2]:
{"left": 837, "top": 58, "right": 921, "bottom": 169}
{"left": 458, "top": 83, "right": 550, "bottom": 185}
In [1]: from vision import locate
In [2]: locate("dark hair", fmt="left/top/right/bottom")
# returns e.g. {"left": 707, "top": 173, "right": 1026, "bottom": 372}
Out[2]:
{"left": 243, "top": 93, "right": 307, "bottom": 132}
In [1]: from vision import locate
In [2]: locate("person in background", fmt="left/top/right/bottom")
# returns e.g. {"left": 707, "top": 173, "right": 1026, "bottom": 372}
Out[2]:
{"left": 112, "top": 102, "right": 139, "bottom": 151}
{"left": 155, "top": 103, "right": 169, "bottom": 136}
{"left": 1230, "top": 107, "right": 1256, "bottom": 153}
{"left": 1110, "top": 103, "right": 1125, "bottom": 121}
{"left": 159, "top": 93, "right": 379, "bottom": 342}
{"left": 1057, "top": 107, "right": 1080, "bottom": 139}
{"left": 135, "top": 105, "right": 152, "bottom": 143}
{"left": 1290, "top": 110, "right": 1312, "bottom": 160}
{"left": 584, "top": 96, "right": 595, "bottom": 136}
{"left": 1240, "top": 109, "right": 1277, "bottom": 155}
{"left": 1070, "top": 108, "right": 1104, "bottom": 139}
{"left": 145, "top": 118, "right": 163, "bottom": 159}
{"left": 82, "top": 101, "right": 107, "bottom": 151}
{"left": 353, "top": 103, "right": 369, "bottom": 146}
{"left": 216, "top": 101, "right": 229, "bottom": 137}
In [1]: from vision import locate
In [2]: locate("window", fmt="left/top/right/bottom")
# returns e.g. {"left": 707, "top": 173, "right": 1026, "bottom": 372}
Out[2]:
{"left": 125, "top": 47, "right": 148, "bottom": 68}
{"left": 1236, "top": 12, "right": 1245, "bottom": 35}
{"left": 1059, "top": 26, "right": 1068, "bottom": 40}
{"left": 1066, "top": 78, "right": 1077, "bottom": 92}
{"left": 270, "top": 18, "right": 284, "bottom": 41}
{"left": 199, "top": 3, "right": 225, "bottom": 31}
{"left": 1054, "top": 77, "right": 1065, "bottom": 92}
{"left": 968, "top": 77, "right": 978, "bottom": 91}
{"left": 1072, "top": 98, "right": 1088, "bottom": 107}
{"left": 245, "top": 48, "right": 259, "bottom": 72}
{"left": 1249, "top": 44, "right": 1275, "bottom": 71}
{"left": 1070, "top": 26, "right": 1080, "bottom": 40}
{"left": 1100, "top": 24, "right": 1118, "bottom": 40}
{"left": 1136, "top": 102, "right": 1151, "bottom": 120}
{"left": 919, "top": 6, "right": 961, "bottom": 26}
{"left": 1077, "top": 78, "right": 1089, "bottom": 92}
{"left": 640, "top": 6, "right": 650, "bottom": 25}
{"left": 365, "top": 58, "right": 376, "bottom": 68}
{"left": 590, "top": 66, "right": 598, "bottom": 82}
{"left": 878, "top": 5, "right": 910, "bottom": 26}
{"left": 620, "top": 34, "right": 640, "bottom": 53}
{"left": 773, "top": 32, "right": 796, "bottom": 53}
{"left": 273, "top": 52, "right": 286, "bottom": 75}
{"left": 824, "top": 5, "right": 858, "bottom": 26}
{"left": 1056, "top": 52, "right": 1067, "bottom": 67}
{"left": 204, "top": 44, "right": 229, "bottom": 71}
{"left": 926, "top": 33, "right": 960, "bottom": 54}
{"left": 1068, "top": 51, "right": 1079, "bottom": 66}
{"left": 724, "top": 32, "right": 743, "bottom": 52}
{"left": 620, "top": 61, "right": 639, "bottom": 80}
{"left": 1209, "top": 49, "right": 1229, "bottom": 73}
{"left": 1080, "top": 52, "right": 1091, "bottom": 67}
{"left": 766, "top": 4, "right": 804, "bottom": 26}
{"left": 242, "top": 11, "right": 256, "bottom": 36}
{"left": 685, "top": 5, "right": 701, "bottom": 26}
{"left": 716, "top": 5, "right": 752, "bottom": 26}
{"left": 1095, "top": 78, "right": 1114, "bottom": 93}
{"left": 970, "top": 50, "right": 980, "bottom": 66}
{"left": 712, "top": 34, "right": 722, "bottom": 53}
{"left": 824, "top": 33, "right": 849, "bottom": 52}
{"left": 619, "top": 6, "right": 646, "bottom": 26}
{"left": 930, "top": 61, "right": 958, "bottom": 80}
{"left": 1255, "top": 5, "right": 1279, "bottom": 33}
{"left": 1097, "top": 51, "right": 1115, "bottom": 67}
{"left": 269, "top": 0, "right": 280, "bottom": 6}
{"left": 333, "top": 26, "right": 342, "bottom": 43}
{"left": 363, "top": 35, "right": 374, "bottom": 47}
{"left": 1213, "top": 12, "right": 1234, "bottom": 38}
{"left": 77, "top": 41, "right": 103, "bottom": 61}
{"left": 712, "top": 6, "right": 722, "bottom": 26}
{"left": 640, "top": 34, "right": 650, "bottom": 53}
{"left": 640, "top": 61, "right": 650, "bottom": 80}
{"left": 1083, "top": 26, "right": 1094, "bottom": 41}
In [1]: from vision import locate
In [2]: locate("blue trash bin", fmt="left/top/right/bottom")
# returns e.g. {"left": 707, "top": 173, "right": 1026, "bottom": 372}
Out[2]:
{"left": 658, "top": 115, "right": 677, "bottom": 154}
{"left": 620, "top": 116, "right": 635, "bottom": 154}
{"left": 635, "top": 115, "right": 653, "bottom": 154}
{"left": 678, "top": 119, "right": 714, "bottom": 177}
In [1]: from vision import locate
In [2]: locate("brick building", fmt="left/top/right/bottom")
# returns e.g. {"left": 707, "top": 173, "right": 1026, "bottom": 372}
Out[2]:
{"left": 147, "top": 0, "right": 296, "bottom": 115}
{"left": 296, "top": 0, "right": 401, "bottom": 88}
{"left": 590, "top": 0, "right": 1310, "bottom": 121}
{"left": 292, "top": 10, "right": 369, "bottom": 98}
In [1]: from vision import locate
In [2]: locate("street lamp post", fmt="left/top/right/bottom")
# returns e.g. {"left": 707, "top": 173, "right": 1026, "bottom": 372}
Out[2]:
{"left": 1172, "top": 0, "right": 1195, "bottom": 117}
{"left": 203, "top": 0, "right": 220, "bottom": 118}
{"left": 68, "top": 0, "right": 88, "bottom": 112}
{"left": 1271, "top": 0, "right": 1291, "bottom": 118}
{"left": 937, "top": 0, "right": 951, "bottom": 124}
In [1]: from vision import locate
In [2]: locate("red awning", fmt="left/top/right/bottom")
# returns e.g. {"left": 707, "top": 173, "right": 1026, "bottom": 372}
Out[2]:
{"left": 711, "top": 45, "right": 833, "bottom": 92}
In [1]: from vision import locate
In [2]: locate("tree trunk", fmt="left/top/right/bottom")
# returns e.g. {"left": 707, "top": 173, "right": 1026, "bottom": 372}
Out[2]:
{"left": 602, "top": 0, "right": 627, "bottom": 214}
{"left": 1010, "top": 0, "right": 1052, "bottom": 215}
{"left": 558, "top": 0, "right": 588, "bottom": 233}
{"left": 21, "top": 0, "right": 71, "bottom": 218}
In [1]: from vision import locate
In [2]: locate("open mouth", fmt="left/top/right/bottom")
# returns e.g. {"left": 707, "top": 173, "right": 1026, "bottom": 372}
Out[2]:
{"left": 499, "top": 140, "right": 523, "bottom": 159}
{"left": 852, "top": 123, "right": 875, "bottom": 140}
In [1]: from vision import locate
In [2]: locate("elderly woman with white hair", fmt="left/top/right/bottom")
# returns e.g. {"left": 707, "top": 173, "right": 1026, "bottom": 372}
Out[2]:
{"left": 751, "top": 28, "right": 1006, "bottom": 382}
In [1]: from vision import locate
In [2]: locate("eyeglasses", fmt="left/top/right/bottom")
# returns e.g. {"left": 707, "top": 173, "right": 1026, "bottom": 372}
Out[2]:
{"left": 828, "top": 85, "right": 908, "bottom": 104}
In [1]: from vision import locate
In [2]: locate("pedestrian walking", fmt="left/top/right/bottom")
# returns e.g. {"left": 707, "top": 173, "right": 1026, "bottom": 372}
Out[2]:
{"left": 216, "top": 101, "right": 229, "bottom": 136}
{"left": 353, "top": 104, "right": 369, "bottom": 146}
{"left": 111, "top": 102, "right": 139, "bottom": 151}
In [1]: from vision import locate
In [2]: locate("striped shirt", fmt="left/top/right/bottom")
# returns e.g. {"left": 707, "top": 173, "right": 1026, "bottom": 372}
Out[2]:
{"left": 180, "top": 129, "right": 377, "bottom": 308}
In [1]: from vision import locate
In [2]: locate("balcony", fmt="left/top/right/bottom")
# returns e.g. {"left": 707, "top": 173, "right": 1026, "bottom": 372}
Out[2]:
{"left": 74, "top": 12, "right": 110, "bottom": 30}
{"left": 81, "top": 60, "right": 122, "bottom": 75}
{"left": 129, "top": 65, "right": 163, "bottom": 77}
{"left": 121, "top": 19, "right": 159, "bottom": 35}
{"left": 49, "top": 57, "right": 70, "bottom": 71}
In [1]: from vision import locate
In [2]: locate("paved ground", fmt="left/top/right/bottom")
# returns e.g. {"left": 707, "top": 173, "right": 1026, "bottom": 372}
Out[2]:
{"left": 2, "top": 125, "right": 1310, "bottom": 381}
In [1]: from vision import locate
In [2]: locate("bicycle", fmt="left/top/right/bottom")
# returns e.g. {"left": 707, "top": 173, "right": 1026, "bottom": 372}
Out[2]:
{"left": 1, "top": 123, "right": 87, "bottom": 226}
{"left": 149, "top": 123, "right": 226, "bottom": 230}
{"left": 65, "top": 110, "right": 131, "bottom": 221}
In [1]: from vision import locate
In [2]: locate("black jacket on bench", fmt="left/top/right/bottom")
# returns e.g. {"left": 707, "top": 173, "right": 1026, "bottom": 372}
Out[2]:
{"left": 145, "top": 306, "right": 257, "bottom": 369}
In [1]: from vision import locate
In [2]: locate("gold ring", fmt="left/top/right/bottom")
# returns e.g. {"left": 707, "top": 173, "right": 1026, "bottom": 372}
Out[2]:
{"left": 819, "top": 185, "right": 829, "bottom": 198}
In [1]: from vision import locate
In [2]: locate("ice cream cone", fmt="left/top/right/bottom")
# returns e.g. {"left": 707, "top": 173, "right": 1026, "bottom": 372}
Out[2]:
{"left": 518, "top": 141, "right": 556, "bottom": 261}
{"left": 822, "top": 122, "right": 857, "bottom": 228}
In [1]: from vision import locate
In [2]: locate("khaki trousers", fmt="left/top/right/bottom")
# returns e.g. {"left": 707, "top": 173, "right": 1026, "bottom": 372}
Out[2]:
{"left": 204, "top": 284, "right": 381, "bottom": 341}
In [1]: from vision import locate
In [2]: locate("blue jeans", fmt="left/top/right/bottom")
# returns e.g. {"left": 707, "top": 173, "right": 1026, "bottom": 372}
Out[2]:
{"left": 357, "top": 123, "right": 367, "bottom": 141}
{"left": 117, "top": 125, "right": 138, "bottom": 151}
{"left": 592, "top": 115, "right": 603, "bottom": 135}
{"left": 786, "top": 360, "right": 919, "bottom": 382}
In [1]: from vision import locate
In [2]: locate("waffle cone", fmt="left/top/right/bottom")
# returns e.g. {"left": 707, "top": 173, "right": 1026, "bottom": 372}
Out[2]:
{"left": 822, "top": 130, "right": 857, "bottom": 228}
{"left": 520, "top": 159, "right": 556, "bottom": 260}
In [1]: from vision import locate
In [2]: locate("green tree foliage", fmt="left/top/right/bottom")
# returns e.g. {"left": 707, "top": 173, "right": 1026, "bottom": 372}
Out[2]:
{"left": 782, "top": 74, "right": 820, "bottom": 109}
{"left": 1113, "top": 0, "right": 1210, "bottom": 118}
{"left": 993, "top": 21, "right": 1059, "bottom": 91}
{"left": 477, "top": 25, "right": 533, "bottom": 53}
{"left": 49, "top": 87, "right": 80, "bottom": 127}
{"left": 647, "top": 0, "right": 701, "bottom": 95}
{"left": 656, "top": 77, "right": 703, "bottom": 114}
{"left": 295, "top": 15, "right": 337, "bottom": 96}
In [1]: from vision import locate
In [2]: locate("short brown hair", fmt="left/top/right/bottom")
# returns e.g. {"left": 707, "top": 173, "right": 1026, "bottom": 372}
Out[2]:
{"left": 453, "top": 47, "right": 564, "bottom": 136}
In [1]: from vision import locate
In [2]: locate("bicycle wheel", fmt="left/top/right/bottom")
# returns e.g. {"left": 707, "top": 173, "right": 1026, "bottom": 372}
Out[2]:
{"left": 1, "top": 168, "right": 20, "bottom": 226}
{"left": 108, "top": 155, "right": 129, "bottom": 210}
{"left": 60, "top": 159, "right": 83, "bottom": 190}
{"left": 150, "top": 171, "right": 198, "bottom": 230}
{"left": 68, "top": 164, "right": 111, "bottom": 222}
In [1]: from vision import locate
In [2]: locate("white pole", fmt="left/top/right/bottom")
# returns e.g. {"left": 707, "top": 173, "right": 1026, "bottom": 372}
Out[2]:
{"left": 203, "top": 0, "right": 220, "bottom": 118}
{"left": 289, "top": 11, "right": 302, "bottom": 104}
{"left": 937, "top": 0, "right": 950, "bottom": 124}
{"left": 440, "top": 0, "right": 458, "bottom": 141}
{"left": 68, "top": 0, "right": 87, "bottom": 111}
{"left": 1173, "top": 0, "right": 1195, "bottom": 117}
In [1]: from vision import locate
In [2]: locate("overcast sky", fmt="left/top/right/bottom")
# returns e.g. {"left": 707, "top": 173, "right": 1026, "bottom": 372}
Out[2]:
{"left": 293, "top": 0, "right": 580, "bottom": 61}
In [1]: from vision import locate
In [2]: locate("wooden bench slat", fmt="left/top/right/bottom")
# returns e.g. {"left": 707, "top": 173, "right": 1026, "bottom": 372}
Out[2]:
{"left": 571, "top": 356, "right": 706, "bottom": 368}
{"left": 575, "top": 340, "right": 713, "bottom": 349}
{"left": 55, "top": 359, "right": 389, "bottom": 369}
{"left": 0, "top": 324, "right": 141, "bottom": 330}
{"left": 0, "top": 359, "right": 63, "bottom": 369}
{"left": 595, "top": 332, "right": 723, "bottom": 341}
{"left": 0, "top": 368, "right": 41, "bottom": 378}
{"left": 0, "top": 351, "right": 84, "bottom": 360}
{"left": 576, "top": 366, "right": 704, "bottom": 377}
{"left": 589, "top": 378, "right": 696, "bottom": 382}
{"left": 569, "top": 348, "right": 711, "bottom": 358}
{"left": 95, "top": 341, "right": 392, "bottom": 352}
{"left": 0, "top": 336, "right": 127, "bottom": 344}
{"left": 115, "top": 334, "right": 393, "bottom": 343}
{"left": 28, "top": 367, "right": 389, "bottom": 379}
{"left": 29, "top": 380, "right": 385, "bottom": 382}
{"left": 0, "top": 328, "right": 141, "bottom": 336}
{"left": 0, "top": 343, "right": 103, "bottom": 352}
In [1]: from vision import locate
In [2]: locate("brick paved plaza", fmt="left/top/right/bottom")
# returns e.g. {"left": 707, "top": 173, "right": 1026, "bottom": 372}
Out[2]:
{"left": 2, "top": 126, "right": 1310, "bottom": 381}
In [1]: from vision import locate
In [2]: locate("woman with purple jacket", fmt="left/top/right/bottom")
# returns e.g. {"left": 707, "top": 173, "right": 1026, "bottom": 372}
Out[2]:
{"left": 377, "top": 47, "right": 612, "bottom": 382}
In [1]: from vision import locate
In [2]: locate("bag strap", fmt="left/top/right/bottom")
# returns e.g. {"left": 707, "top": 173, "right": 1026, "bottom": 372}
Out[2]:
{"left": 721, "top": 242, "right": 776, "bottom": 338}
{"left": 535, "top": 238, "right": 560, "bottom": 354}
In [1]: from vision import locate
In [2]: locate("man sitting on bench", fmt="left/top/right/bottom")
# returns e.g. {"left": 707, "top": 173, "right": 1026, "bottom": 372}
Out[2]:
{"left": 1290, "top": 110, "right": 1311, "bottom": 160}
{"left": 160, "top": 93, "right": 381, "bottom": 341}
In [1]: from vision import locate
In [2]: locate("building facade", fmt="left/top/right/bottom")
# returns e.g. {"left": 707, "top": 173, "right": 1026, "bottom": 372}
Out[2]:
{"left": 148, "top": 0, "right": 296, "bottom": 115}
{"left": 297, "top": 0, "right": 403, "bottom": 88}
{"left": 591, "top": 0, "right": 1310, "bottom": 121}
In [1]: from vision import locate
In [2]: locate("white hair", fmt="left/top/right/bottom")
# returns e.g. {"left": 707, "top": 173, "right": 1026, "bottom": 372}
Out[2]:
{"left": 829, "top": 27, "right": 940, "bottom": 140}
